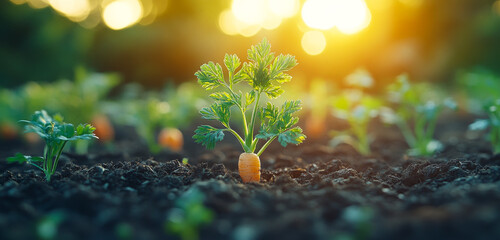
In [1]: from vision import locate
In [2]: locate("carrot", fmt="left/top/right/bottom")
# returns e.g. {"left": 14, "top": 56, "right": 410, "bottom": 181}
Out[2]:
{"left": 305, "top": 116, "right": 326, "bottom": 139}
{"left": 158, "top": 128, "right": 184, "bottom": 152}
{"left": 24, "top": 132, "right": 41, "bottom": 144}
{"left": 91, "top": 114, "right": 114, "bottom": 142}
{"left": 0, "top": 123, "right": 18, "bottom": 140}
{"left": 238, "top": 153, "right": 261, "bottom": 183}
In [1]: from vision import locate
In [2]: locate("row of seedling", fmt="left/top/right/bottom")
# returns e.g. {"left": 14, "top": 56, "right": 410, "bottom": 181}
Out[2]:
{"left": 0, "top": 68, "right": 206, "bottom": 154}
{"left": 5, "top": 39, "right": 500, "bottom": 184}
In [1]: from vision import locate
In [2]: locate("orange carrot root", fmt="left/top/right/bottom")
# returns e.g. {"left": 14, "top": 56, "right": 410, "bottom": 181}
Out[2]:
{"left": 91, "top": 115, "right": 114, "bottom": 142}
{"left": 238, "top": 153, "right": 261, "bottom": 183}
{"left": 158, "top": 128, "right": 184, "bottom": 152}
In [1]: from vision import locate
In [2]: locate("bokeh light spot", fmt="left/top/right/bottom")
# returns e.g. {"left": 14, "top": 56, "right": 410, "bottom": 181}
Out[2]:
{"left": 231, "top": 0, "right": 266, "bottom": 25}
{"left": 269, "top": 0, "right": 299, "bottom": 18}
{"left": 219, "top": 10, "right": 239, "bottom": 35}
{"left": 334, "top": 0, "right": 371, "bottom": 34}
{"left": 301, "top": 0, "right": 337, "bottom": 30}
{"left": 49, "top": 0, "right": 91, "bottom": 22}
{"left": 301, "top": 31, "right": 326, "bottom": 55}
{"left": 103, "top": 0, "right": 143, "bottom": 30}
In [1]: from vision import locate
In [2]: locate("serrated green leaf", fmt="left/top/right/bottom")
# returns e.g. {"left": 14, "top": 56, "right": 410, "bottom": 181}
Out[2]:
{"left": 282, "top": 100, "right": 302, "bottom": 115}
{"left": 245, "top": 90, "right": 256, "bottom": 108}
{"left": 195, "top": 62, "right": 225, "bottom": 90}
{"left": 200, "top": 103, "right": 231, "bottom": 125}
{"left": 264, "top": 86, "right": 284, "bottom": 99}
{"left": 76, "top": 124, "right": 96, "bottom": 136}
{"left": 193, "top": 125, "right": 225, "bottom": 150}
{"left": 255, "top": 131, "right": 276, "bottom": 139}
{"left": 269, "top": 54, "right": 297, "bottom": 80}
{"left": 248, "top": 39, "right": 274, "bottom": 69}
{"left": 278, "top": 127, "right": 306, "bottom": 147}
{"left": 7, "top": 153, "right": 44, "bottom": 164}
{"left": 224, "top": 54, "right": 240, "bottom": 75}
{"left": 209, "top": 92, "right": 239, "bottom": 106}
{"left": 59, "top": 123, "right": 75, "bottom": 138}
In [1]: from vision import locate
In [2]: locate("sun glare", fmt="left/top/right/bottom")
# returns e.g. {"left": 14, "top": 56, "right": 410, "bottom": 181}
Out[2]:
{"left": 269, "top": 0, "right": 299, "bottom": 18}
{"left": 301, "top": 31, "right": 326, "bottom": 55}
{"left": 49, "top": 0, "right": 91, "bottom": 22}
{"left": 333, "top": 0, "right": 371, "bottom": 34}
{"left": 301, "top": 0, "right": 337, "bottom": 30}
{"left": 231, "top": 0, "right": 267, "bottom": 25}
{"left": 102, "top": 0, "right": 143, "bottom": 30}
{"left": 302, "top": 0, "right": 371, "bottom": 34}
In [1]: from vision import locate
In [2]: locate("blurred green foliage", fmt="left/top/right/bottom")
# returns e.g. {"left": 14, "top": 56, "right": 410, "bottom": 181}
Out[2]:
{"left": 330, "top": 91, "right": 382, "bottom": 156}
{"left": 104, "top": 82, "right": 206, "bottom": 153}
{"left": 165, "top": 188, "right": 214, "bottom": 240}
{"left": 385, "top": 74, "right": 457, "bottom": 156}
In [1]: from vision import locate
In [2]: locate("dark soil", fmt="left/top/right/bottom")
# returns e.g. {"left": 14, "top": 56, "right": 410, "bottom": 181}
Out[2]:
{"left": 1, "top": 115, "right": 500, "bottom": 240}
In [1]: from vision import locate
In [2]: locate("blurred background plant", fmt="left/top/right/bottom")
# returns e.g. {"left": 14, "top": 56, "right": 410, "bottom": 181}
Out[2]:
{"left": 2, "top": 0, "right": 500, "bottom": 156}
{"left": 104, "top": 82, "right": 206, "bottom": 153}
{"left": 165, "top": 188, "right": 214, "bottom": 240}
{"left": 383, "top": 74, "right": 457, "bottom": 156}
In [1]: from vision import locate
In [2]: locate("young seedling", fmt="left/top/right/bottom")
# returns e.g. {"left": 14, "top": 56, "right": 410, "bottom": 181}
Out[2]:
{"left": 165, "top": 188, "right": 214, "bottom": 240}
{"left": 7, "top": 110, "right": 97, "bottom": 181}
{"left": 193, "top": 39, "right": 306, "bottom": 183}
{"left": 385, "top": 74, "right": 456, "bottom": 156}
{"left": 469, "top": 99, "right": 500, "bottom": 155}
{"left": 330, "top": 91, "right": 382, "bottom": 155}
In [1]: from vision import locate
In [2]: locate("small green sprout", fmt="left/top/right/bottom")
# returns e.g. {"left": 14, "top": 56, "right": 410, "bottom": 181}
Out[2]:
{"left": 165, "top": 188, "right": 214, "bottom": 240}
{"left": 193, "top": 39, "right": 306, "bottom": 155}
{"left": 469, "top": 99, "right": 500, "bottom": 155}
{"left": 385, "top": 74, "right": 456, "bottom": 156}
{"left": 7, "top": 110, "right": 97, "bottom": 181}
{"left": 37, "top": 211, "right": 65, "bottom": 240}
{"left": 330, "top": 91, "right": 382, "bottom": 155}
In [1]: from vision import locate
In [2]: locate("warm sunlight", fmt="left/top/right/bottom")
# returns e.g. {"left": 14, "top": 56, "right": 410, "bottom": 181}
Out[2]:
{"left": 301, "top": 30, "right": 326, "bottom": 55}
{"left": 302, "top": 0, "right": 371, "bottom": 34}
{"left": 231, "top": 0, "right": 267, "bottom": 25}
{"left": 102, "top": 0, "right": 143, "bottom": 30}
{"left": 269, "top": 0, "right": 299, "bottom": 18}
{"left": 333, "top": 0, "right": 371, "bottom": 34}
{"left": 301, "top": 0, "right": 337, "bottom": 30}
{"left": 49, "top": 0, "right": 91, "bottom": 22}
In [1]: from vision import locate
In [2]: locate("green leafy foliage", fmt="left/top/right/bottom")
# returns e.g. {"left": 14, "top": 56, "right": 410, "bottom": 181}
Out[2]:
{"left": 330, "top": 91, "right": 382, "bottom": 155}
{"left": 6, "top": 110, "right": 97, "bottom": 181}
{"left": 105, "top": 82, "right": 204, "bottom": 153}
{"left": 385, "top": 74, "right": 456, "bottom": 156}
{"left": 165, "top": 188, "right": 214, "bottom": 240}
{"left": 193, "top": 39, "right": 305, "bottom": 155}
{"left": 456, "top": 69, "right": 500, "bottom": 114}
{"left": 469, "top": 99, "right": 500, "bottom": 154}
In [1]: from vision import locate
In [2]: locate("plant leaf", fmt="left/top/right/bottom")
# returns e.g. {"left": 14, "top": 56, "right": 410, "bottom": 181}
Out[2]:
{"left": 278, "top": 127, "right": 306, "bottom": 147}
{"left": 195, "top": 62, "right": 225, "bottom": 90}
{"left": 209, "top": 92, "right": 239, "bottom": 106}
{"left": 193, "top": 125, "right": 225, "bottom": 150}
{"left": 245, "top": 90, "right": 256, "bottom": 108}
{"left": 7, "top": 153, "right": 44, "bottom": 164}
{"left": 269, "top": 54, "right": 297, "bottom": 80}
{"left": 264, "top": 86, "right": 284, "bottom": 99}
{"left": 224, "top": 54, "right": 240, "bottom": 76}
{"left": 199, "top": 103, "right": 231, "bottom": 126}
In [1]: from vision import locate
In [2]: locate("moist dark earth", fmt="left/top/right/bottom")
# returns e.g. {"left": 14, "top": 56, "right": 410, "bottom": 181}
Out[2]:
{"left": 1, "top": 115, "right": 500, "bottom": 240}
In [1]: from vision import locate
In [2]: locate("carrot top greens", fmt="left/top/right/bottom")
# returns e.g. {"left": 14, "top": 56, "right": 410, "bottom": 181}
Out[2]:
{"left": 193, "top": 39, "right": 305, "bottom": 155}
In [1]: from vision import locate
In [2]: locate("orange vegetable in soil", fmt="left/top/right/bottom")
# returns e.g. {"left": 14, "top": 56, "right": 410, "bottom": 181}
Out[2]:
{"left": 0, "top": 123, "right": 18, "bottom": 140}
{"left": 91, "top": 115, "right": 114, "bottom": 142}
{"left": 238, "top": 153, "right": 261, "bottom": 183}
{"left": 158, "top": 128, "right": 184, "bottom": 152}
{"left": 305, "top": 117, "right": 326, "bottom": 139}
